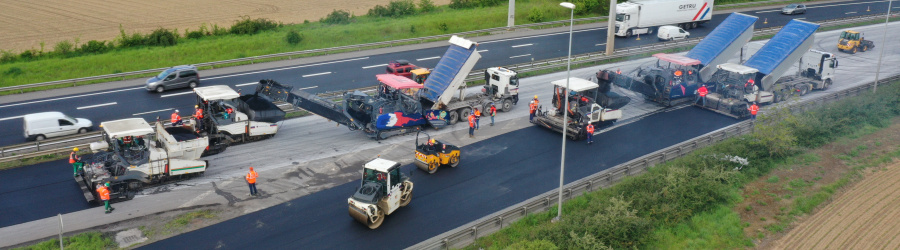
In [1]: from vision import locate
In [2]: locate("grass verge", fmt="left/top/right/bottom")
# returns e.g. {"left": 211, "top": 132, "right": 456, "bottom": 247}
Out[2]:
{"left": 12, "top": 232, "right": 114, "bottom": 250}
{"left": 141, "top": 209, "right": 218, "bottom": 240}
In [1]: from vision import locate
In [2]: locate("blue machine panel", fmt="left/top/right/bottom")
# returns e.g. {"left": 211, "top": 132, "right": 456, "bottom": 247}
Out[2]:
{"left": 744, "top": 20, "right": 820, "bottom": 75}
{"left": 686, "top": 13, "right": 758, "bottom": 66}
{"left": 421, "top": 45, "right": 476, "bottom": 102}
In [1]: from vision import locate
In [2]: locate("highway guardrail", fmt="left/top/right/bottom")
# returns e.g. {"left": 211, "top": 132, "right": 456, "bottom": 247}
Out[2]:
{"left": 408, "top": 73, "right": 900, "bottom": 249}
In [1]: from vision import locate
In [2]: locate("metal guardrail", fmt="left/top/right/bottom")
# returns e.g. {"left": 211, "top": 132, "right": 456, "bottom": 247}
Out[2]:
{"left": 409, "top": 73, "right": 900, "bottom": 249}
{"left": 0, "top": 13, "right": 885, "bottom": 163}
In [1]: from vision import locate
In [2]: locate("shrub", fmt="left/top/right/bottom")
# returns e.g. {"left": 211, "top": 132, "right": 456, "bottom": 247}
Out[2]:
{"left": 528, "top": 7, "right": 545, "bottom": 23}
{"left": 571, "top": 0, "right": 602, "bottom": 15}
{"left": 211, "top": 24, "right": 229, "bottom": 36}
{"left": 322, "top": 10, "right": 353, "bottom": 25}
{"left": 418, "top": 0, "right": 436, "bottom": 13}
{"left": 230, "top": 17, "right": 280, "bottom": 35}
{"left": 505, "top": 239, "right": 560, "bottom": 250}
{"left": 368, "top": 5, "right": 391, "bottom": 17}
{"left": 410, "top": 25, "right": 416, "bottom": 34}
{"left": 118, "top": 26, "right": 144, "bottom": 48}
{"left": 19, "top": 49, "right": 38, "bottom": 60}
{"left": 388, "top": 0, "right": 417, "bottom": 17}
{"left": 145, "top": 28, "right": 179, "bottom": 46}
{"left": 54, "top": 40, "right": 75, "bottom": 55}
{"left": 0, "top": 50, "right": 16, "bottom": 63}
{"left": 80, "top": 40, "right": 109, "bottom": 54}
{"left": 449, "top": 0, "right": 475, "bottom": 9}
{"left": 4, "top": 67, "right": 23, "bottom": 76}
{"left": 285, "top": 30, "right": 303, "bottom": 45}
{"left": 438, "top": 22, "right": 449, "bottom": 32}
{"left": 185, "top": 29, "right": 205, "bottom": 39}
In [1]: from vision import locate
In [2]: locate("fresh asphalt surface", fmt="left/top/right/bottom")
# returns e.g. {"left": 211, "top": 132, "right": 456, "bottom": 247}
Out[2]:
{"left": 142, "top": 107, "right": 737, "bottom": 249}
{"left": 0, "top": 159, "right": 92, "bottom": 228}
{"left": 0, "top": 0, "right": 888, "bottom": 147}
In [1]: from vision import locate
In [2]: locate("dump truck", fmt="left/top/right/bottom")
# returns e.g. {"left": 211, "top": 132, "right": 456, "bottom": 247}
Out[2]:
{"left": 774, "top": 49, "right": 839, "bottom": 96}
{"left": 192, "top": 85, "right": 285, "bottom": 154}
{"left": 413, "top": 131, "right": 460, "bottom": 174}
{"left": 77, "top": 118, "right": 209, "bottom": 204}
{"left": 837, "top": 30, "right": 875, "bottom": 54}
{"left": 534, "top": 77, "right": 630, "bottom": 140}
{"left": 348, "top": 158, "right": 414, "bottom": 229}
{"left": 615, "top": 0, "right": 714, "bottom": 37}
{"left": 258, "top": 36, "right": 521, "bottom": 139}
{"left": 601, "top": 13, "right": 758, "bottom": 106}
{"left": 697, "top": 19, "right": 820, "bottom": 118}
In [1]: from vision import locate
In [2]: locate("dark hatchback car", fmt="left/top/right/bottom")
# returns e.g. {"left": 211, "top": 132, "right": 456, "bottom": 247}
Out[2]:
{"left": 146, "top": 65, "right": 200, "bottom": 93}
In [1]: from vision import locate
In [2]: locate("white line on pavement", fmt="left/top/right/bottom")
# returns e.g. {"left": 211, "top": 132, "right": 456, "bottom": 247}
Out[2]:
{"left": 477, "top": 50, "right": 489, "bottom": 53}
{"left": 133, "top": 108, "right": 174, "bottom": 116}
{"left": 595, "top": 43, "right": 607, "bottom": 46}
{"left": 297, "top": 86, "right": 318, "bottom": 90}
{"left": 235, "top": 82, "right": 257, "bottom": 87}
{"left": 511, "top": 43, "right": 533, "bottom": 48}
{"left": 362, "top": 64, "right": 387, "bottom": 69}
{"left": 755, "top": 0, "right": 886, "bottom": 13}
{"left": 160, "top": 91, "right": 194, "bottom": 98}
{"left": 416, "top": 56, "right": 441, "bottom": 61}
{"left": 204, "top": 57, "right": 368, "bottom": 80}
{"left": 0, "top": 115, "right": 23, "bottom": 121}
{"left": 0, "top": 87, "right": 144, "bottom": 109}
{"left": 509, "top": 54, "right": 532, "bottom": 59}
{"left": 796, "top": 17, "right": 807, "bottom": 20}
{"left": 303, "top": 72, "right": 332, "bottom": 77}
{"left": 77, "top": 102, "right": 117, "bottom": 110}
{"left": 846, "top": 11, "right": 857, "bottom": 14}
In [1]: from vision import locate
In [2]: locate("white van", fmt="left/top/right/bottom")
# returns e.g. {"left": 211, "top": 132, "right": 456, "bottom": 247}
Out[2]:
{"left": 23, "top": 112, "right": 93, "bottom": 141}
{"left": 657, "top": 25, "right": 690, "bottom": 41}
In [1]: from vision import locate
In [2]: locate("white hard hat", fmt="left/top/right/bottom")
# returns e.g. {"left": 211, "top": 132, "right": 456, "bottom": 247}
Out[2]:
{"left": 175, "top": 109, "right": 179, "bottom": 113}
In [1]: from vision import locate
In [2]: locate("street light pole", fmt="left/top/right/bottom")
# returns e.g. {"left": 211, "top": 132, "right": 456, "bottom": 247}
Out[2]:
{"left": 554, "top": 1, "right": 575, "bottom": 223}
{"left": 874, "top": 0, "right": 892, "bottom": 93}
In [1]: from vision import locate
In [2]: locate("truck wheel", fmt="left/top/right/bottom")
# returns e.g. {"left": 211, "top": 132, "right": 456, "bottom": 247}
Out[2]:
{"left": 799, "top": 85, "right": 809, "bottom": 96}
{"left": 501, "top": 99, "right": 513, "bottom": 112}
{"left": 851, "top": 47, "right": 857, "bottom": 54}
{"left": 399, "top": 181, "right": 413, "bottom": 207}
{"left": 366, "top": 206, "right": 385, "bottom": 229}
{"left": 457, "top": 108, "right": 472, "bottom": 120}
{"left": 625, "top": 29, "right": 632, "bottom": 38}
{"left": 448, "top": 111, "right": 459, "bottom": 125}
{"left": 862, "top": 45, "right": 868, "bottom": 52}
{"left": 35, "top": 134, "right": 46, "bottom": 141}
{"left": 449, "top": 154, "right": 460, "bottom": 167}
{"left": 823, "top": 79, "right": 832, "bottom": 90}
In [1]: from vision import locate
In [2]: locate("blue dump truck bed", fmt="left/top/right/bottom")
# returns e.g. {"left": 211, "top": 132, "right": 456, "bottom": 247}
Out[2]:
{"left": 421, "top": 40, "right": 477, "bottom": 103}
{"left": 744, "top": 20, "right": 820, "bottom": 76}
{"left": 685, "top": 12, "right": 758, "bottom": 80}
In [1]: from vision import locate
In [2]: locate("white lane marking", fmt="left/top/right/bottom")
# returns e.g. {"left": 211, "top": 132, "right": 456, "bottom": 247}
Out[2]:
{"left": 416, "top": 56, "right": 441, "bottom": 61}
{"left": 755, "top": 0, "right": 886, "bottom": 13}
{"left": 846, "top": 11, "right": 858, "bottom": 14}
{"left": 511, "top": 43, "right": 533, "bottom": 48}
{"left": 133, "top": 108, "right": 174, "bottom": 116}
{"left": 477, "top": 50, "right": 489, "bottom": 53}
{"left": 509, "top": 54, "right": 532, "bottom": 59}
{"left": 302, "top": 72, "right": 332, "bottom": 77}
{"left": 362, "top": 64, "right": 387, "bottom": 69}
{"left": 297, "top": 86, "right": 318, "bottom": 90}
{"left": 481, "top": 27, "right": 606, "bottom": 44}
{"left": 0, "top": 87, "right": 143, "bottom": 109}
{"left": 77, "top": 102, "right": 117, "bottom": 110}
{"left": 0, "top": 115, "right": 24, "bottom": 121}
{"left": 160, "top": 91, "right": 194, "bottom": 98}
{"left": 235, "top": 82, "right": 257, "bottom": 87}
{"left": 796, "top": 17, "right": 807, "bottom": 20}
{"left": 204, "top": 57, "right": 368, "bottom": 80}
{"left": 595, "top": 43, "right": 607, "bottom": 46}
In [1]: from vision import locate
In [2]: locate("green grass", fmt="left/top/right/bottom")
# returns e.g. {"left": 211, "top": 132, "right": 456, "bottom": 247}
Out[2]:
{"left": 0, "top": 152, "right": 79, "bottom": 171}
{"left": 649, "top": 205, "right": 754, "bottom": 249}
{"left": 164, "top": 209, "right": 217, "bottom": 231}
{"left": 12, "top": 232, "right": 114, "bottom": 250}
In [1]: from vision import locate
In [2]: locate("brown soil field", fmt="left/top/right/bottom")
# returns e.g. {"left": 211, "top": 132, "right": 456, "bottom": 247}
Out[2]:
{"left": 0, "top": 0, "right": 451, "bottom": 52}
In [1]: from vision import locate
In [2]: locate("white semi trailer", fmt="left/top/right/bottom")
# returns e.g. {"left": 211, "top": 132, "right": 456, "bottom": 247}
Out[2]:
{"left": 615, "top": 0, "right": 714, "bottom": 37}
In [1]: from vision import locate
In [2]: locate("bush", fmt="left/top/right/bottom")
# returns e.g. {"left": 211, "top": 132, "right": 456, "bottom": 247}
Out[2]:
{"left": 368, "top": 5, "right": 391, "bottom": 17}
{"left": 388, "top": 0, "right": 417, "bottom": 17}
{"left": 285, "top": 30, "right": 303, "bottom": 45}
{"left": 322, "top": 10, "right": 353, "bottom": 25}
{"left": 211, "top": 24, "right": 229, "bottom": 36}
{"left": 118, "top": 26, "right": 144, "bottom": 48}
{"left": 80, "top": 40, "right": 109, "bottom": 54}
{"left": 528, "top": 8, "right": 545, "bottom": 23}
{"left": 185, "top": 29, "right": 205, "bottom": 39}
{"left": 19, "top": 49, "right": 38, "bottom": 60}
{"left": 418, "top": 0, "right": 436, "bottom": 13}
{"left": 449, "top": 0, "right": 476, "bottom": 9}
{"left": 571, "top": 0, "right": 603, "bottom": 15}
{"left": 4, "top": 67, "right": 23, "bottom": 76}
{"left": 0, "top": 50, "right": 16, "bottom": 63}
{"left": 145, "top": 28, "right": 179, "bottom": 46}
{"left": 438, "top": 22, "right": 449, "bottom": 32}
{"left": 230, "top": 17, "right": 280, "bottom": 35}
{"left": 54, "top": 40, "right": 75, "bottom": 55}
{"left": 505, "top": 239, "right": 560, "bottom": 250}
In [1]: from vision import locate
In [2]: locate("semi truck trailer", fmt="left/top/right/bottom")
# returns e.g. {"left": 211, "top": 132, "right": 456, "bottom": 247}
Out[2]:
{"left": 615, "top": 0, "right": 714, "bottom": 37}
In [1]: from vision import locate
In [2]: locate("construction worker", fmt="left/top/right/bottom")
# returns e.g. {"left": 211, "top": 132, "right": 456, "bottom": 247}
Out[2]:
{"left": 616, "top": 68, "right": 622, "bottom": 75}
{"left": 586, "top": 123, "right": 595, "bottom": 144}
{"left": 696, "top": 84, "right": 708, "bottom": 106}
{"left": 468, "top": 113, "right": 476, "bottom": 138}
{"left": 70, "top": 147, "right": 83, "bottom": 177}
{"left": 489, "top": 103, "right": 497, "bottom": 126}
{"left": 194, "top": 105, "right": 204, "bottom": 131}
{"left": 473, "top": 108, "right": 481, "bottom": 130}
{"left": 427, "top": 138, "right": 436, "bottom": 152}
{"left": 529, "top": 101, "right": 537, "bottom": 122}
{"left": 246, "top": 167, "right": 259, "bottom": 196}
{"left": 533, "top": 95, "right": 539, "bottom": 107}
{"left": 171, "top": 110, "right": 182, "bottom": 126}
{"left": 98, "top": 182, "right": 114, "bottom": 214}
{"left": 748, "top": 102, "right": 759, "bottom": 120}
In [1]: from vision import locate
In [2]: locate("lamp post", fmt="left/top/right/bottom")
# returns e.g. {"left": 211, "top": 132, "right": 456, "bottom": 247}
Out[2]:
{"left": 874, "top": 0, "right": 892, "bottom": 93}
{"left": 553, "top": 1, "right": 575, "bottom": 223}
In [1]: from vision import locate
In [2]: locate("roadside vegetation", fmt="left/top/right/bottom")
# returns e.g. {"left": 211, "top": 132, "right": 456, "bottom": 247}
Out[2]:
{"left": 466, "top": 81, "right": 900, "bottom": 249}
{"left": 140, "top": 209, "right": 218, "bottom": 240}
{"left": 12, "top": 232, "right": 115, "bottom": 250}
{"left": 0, "top": 0, "right": 837, "bottom": 92}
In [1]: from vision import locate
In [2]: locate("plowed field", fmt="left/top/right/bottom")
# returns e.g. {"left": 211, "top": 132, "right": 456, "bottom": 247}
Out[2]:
{"left": 0, "top": 0, "right": 451, "bottom": 51}
{"left": 771, "top": 161, "right": 900, "bottom": 249}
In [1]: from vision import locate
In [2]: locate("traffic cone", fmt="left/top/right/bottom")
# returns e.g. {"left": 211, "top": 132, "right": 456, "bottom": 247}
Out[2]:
{"left": 636, "top": 33, "right": 641, "bottom": 40}
{"left": 763, "top": 18, "right": 767, "bottom": 24}
{"left": 867, "top": 6, "right": 871, "bottom": 11}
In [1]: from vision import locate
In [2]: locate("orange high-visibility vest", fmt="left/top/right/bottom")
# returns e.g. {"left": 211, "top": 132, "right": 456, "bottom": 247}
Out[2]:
{"left": 195, "top": 108, "right": 203, "bottom": 119}
{"left": 698, "top": 86, "right": 708, "bottom": 97}
{"left": 490, "top": 106, "right": 496, "bottom": 116}
{"left": 171, "top": 113, "right": 181, "bottom": 123}
{"left": 468, "top": 115, "right": 475, "bottom": 128}
{"left": 474, "top": 110, "right": 481, "bottom": 117}
{"left": 97, "top": 186, "right": 110, "bottom": 201}
{"left": 69, "top": 151, "right": 79, "bottom": 164}
{"left": 748, "top": 104, "right": 759, "bottom": 115}
{"left": 245, "top": 170, "right": 258, "bottom": 184}
{"left": 586, "top": 124, "right": 595, "bottom": 134}
{"left": 529, "top": 103, "right": 536, "bottom": 113}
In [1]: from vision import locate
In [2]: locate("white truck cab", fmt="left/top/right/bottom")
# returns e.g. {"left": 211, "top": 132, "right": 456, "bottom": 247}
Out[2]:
{"left": 23, "top": 112, "right": 93, "bottom": 141}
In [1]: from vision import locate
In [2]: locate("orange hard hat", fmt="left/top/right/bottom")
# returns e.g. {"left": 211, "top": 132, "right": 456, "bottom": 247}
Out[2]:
{"left": 249, "top": 167, "right": 254, "bottom": 171}
{"left": 674, "top": 70, "right": 683, "bottom": 76}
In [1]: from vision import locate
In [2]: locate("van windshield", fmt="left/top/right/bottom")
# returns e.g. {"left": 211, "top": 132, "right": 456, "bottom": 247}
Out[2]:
{"left": 65, "top": 115, "right": 77, "bottom": 122}
{"left": 156, "top": 69, "right": 176, "bottom": 79}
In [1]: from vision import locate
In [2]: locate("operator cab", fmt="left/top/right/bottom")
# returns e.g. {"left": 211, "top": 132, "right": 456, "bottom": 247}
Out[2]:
{"left": 386, "top": 60, "right": 419, "bottom": 78}
{"left": 355, "top": 158, "right": 404, "bottom": 202}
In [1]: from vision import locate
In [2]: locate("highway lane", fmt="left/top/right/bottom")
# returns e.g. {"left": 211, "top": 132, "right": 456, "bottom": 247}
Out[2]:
{"left": 0, "top": 158, "right": 91, "bottom": 228}
{"left": 142, "top": 106, "right": 738, "bottom": 249}
{"left": 0, "top": 0, "right": 886, "bottom": 147}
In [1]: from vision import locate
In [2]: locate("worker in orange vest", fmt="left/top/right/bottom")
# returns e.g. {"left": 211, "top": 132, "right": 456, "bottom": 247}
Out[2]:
{"left": 529, "top": 101, "right": 537, "bottom": 122}
{"left": 748, "top": 102, "right": 759, "bottom": 120}
{"left": 533, "top": 95, "right": 539, "bottom": 107}
{"left": 473, "top": 108, "right": 481, "bottom": 130}
{"left": 70, "top": 147, "right": 83, "bottom": 177}
{"left": 468, "top": 114, "right": 476, "bottom": 138}
{"left": 246, "top": 167, "right": 259, "bottom": 196}
{"left": 696, "top": 84, "right": 708, "bottom": 106}
{"left": 97, "top": 182, "right": 114, "bottom": 214}
{"left": 586, "top": 123, "right": 595, "bottom": 144}
{"left": 194, "top": 105, "right": 204, "bottom": 131}
{"left": 489, "top": 103, "right": 497, "bottom": 126}
{"left": 171, "top": 109, "right": 182, "bottom": 126}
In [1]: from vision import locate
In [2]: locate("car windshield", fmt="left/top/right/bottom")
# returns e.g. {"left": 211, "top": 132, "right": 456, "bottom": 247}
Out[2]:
{"left": 615, "top": 14, "right": 626, "bottom": 22}
{"left": 156, "top": 69, "right": 176, "bottom": 79}
{"left": 65, "top": 115, "right": 77, "bottom": 122}
{"left": 786, "top": 4, "right": 797, "bottom": 8}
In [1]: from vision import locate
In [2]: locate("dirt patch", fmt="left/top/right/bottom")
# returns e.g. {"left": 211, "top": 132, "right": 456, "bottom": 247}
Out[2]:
{"left": 0, "top": 0, "right": 452, "bottom": 51}
{"left": 736, "top": 118, "right": 900, "bottom": 248}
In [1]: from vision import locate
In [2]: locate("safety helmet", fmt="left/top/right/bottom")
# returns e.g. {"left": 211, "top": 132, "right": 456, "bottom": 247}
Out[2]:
{"left": 249, "top": 167, "right": 254, "bottom": 171}
{"left": 534, "top": 95, "right": 538, "bottom": 99}
{"left": 430, "top": 139, "right": 436, "bottom": 144}
{"left": 73, "top": 147, "right": 79, "bottom": 152}
{"left": 104, "top": 182, "right": 110, "bottom": 187}
{"left": 175, "top": 109, "right": 179, "bottom": 113}
{"left": 674, "top": 70, "right": 683, "bottom": 76}
{"left": 195, "top": 105, "right": 199, "bottom": 108}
